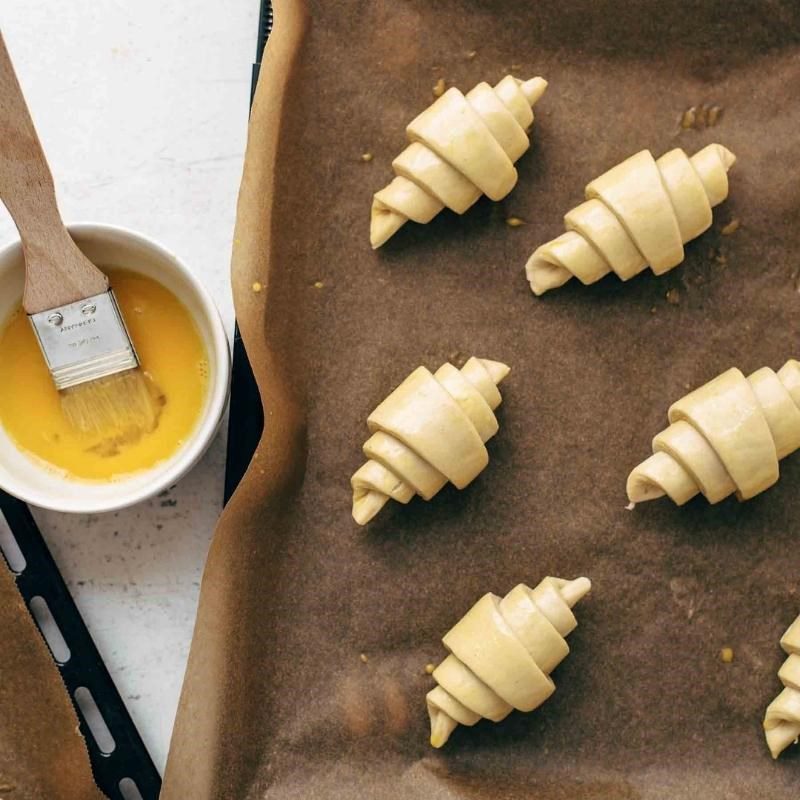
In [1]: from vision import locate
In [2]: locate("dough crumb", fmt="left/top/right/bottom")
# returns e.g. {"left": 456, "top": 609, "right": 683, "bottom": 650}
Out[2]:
{"left": 625, "top": 501, "right": 636, "bottom": 511}
{"left": 360, "top": 152, "right": 373, "bottom": 163}
{"left": 680, "top": 103, "right": 724, "bottom": 130}
{"left": 649, "top": 307, "right": 657, "bottom": 314}
{"left": 448, "top": 351, "right": 466, "bottom": 368}
{"left": 721, "top": 218, "right": 740, "bottom": 235}
{"left": 466, "top": 50, "right": 477, "bottom": 60}
{"left": 425, "top": 663, "right": 435, "bottom": 675}
{"left": 505, "top": 216, "right": 526, "bottom": 227}
{"left": 695, "top": 105, "right": 708, "bottom": 128}
{"left": 665, "top": 288, "right": 681, "bottom": 305}
{"left": 313, "top": 280, "right": 324, "bottom": 289}
{"left": 432, "top": 78, "right": 446, "bottom": 98}
{"left": 359, "top": 653, "right": 369, "bottom": 664}
{"left": 252, "top": 281, "right": 263, "bottom": 293}
{"left": 720, "top": 646, "right": 734, "bottom": 663}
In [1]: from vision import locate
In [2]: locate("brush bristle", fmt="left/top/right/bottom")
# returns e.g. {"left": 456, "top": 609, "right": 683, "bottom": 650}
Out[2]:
{"left": 60, "top": 369, "right": 164, "bottom": 452}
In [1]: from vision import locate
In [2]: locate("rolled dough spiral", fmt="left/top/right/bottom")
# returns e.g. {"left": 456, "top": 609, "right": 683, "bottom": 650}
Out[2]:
{"left": 370, "top": 75, "right": 547, "bottom": 249}
{"left": 764, "top": 613, "right": 800, "bottom": 759}
{"left": 627, "top": 360, "right": 800, "bottom": 506}
{"left": 526, "top": 143, "right": 736, "bottom": 295}
{"left": 351, "top": 357, "right": 509, "bottom": 525}
{"left": 426, "top": 576, "right": 591, "bottom": 748}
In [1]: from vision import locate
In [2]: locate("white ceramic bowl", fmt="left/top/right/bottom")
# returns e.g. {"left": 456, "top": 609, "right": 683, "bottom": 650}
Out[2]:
{"left": 0, "top": 222, "right": 231, "bottom": 513}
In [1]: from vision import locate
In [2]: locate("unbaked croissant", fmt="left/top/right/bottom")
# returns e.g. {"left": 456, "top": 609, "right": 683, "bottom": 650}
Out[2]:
{"left": 370, "top": 75, "right": 547, "bottom": 249}
{"left": 764, "top": 613, "right": 800, "bottom": 759}
{"left": 426, "top": 576, "right": 591, "bottom": 748}
{"left": 351, "top": 357, "right": 509, "bottom": 525}
{"left": 526, "top": 143, "right": 736, "bottom": 295}
{"left": 627, "top": 360, "right": 800, "bottom": 506}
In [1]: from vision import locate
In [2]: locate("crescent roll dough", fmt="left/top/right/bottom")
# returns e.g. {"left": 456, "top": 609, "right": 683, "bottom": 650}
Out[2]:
{"left": 426, "top": 576, "right": 591, "bottom": 748}
{"left": 764, "top": 613, "right": 800, "bottom": 759}
{"left": 351, "top": 357, "right": 509, "bottom": 525}
{"left": 370, "top": 75, "right": 547, "bottom": 249}
{"left": 526, "top": 143, "right": 736, "bottom": 295}
{"left": 628, "top": 360, "right": 800, "bottom": 506}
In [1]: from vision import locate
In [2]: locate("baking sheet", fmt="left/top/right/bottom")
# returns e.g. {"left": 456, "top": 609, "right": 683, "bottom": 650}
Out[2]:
{"left": 163, "top": 0, "right": 800, "bottom": 797}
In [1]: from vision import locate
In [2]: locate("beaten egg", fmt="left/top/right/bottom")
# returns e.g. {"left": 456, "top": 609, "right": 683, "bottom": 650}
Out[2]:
{"left": 0, "top": 268, "right": 209, "bottom": 481}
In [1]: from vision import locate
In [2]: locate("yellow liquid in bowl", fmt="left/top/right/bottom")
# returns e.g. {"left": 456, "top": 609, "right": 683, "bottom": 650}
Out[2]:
{"left": 0, "top": 268, "right": 209, "bottom": 481}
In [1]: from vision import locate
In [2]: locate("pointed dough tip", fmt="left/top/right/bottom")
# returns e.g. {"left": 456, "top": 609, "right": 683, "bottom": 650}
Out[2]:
{"left": 352, "top": 488, "right": 390, "bottom": 525}
{"left": 765, "top": 725, "right": 798, "bottom": 760}
{"left": 525, "top": 250, "right": 573, "bottom": 296}
{"left": 479, "top": 358, "right": 511, "bottom": 386}
{"left": 429, "top": 707, "right": 458, "bottom": 748}
{"left": 626, "top": 469, "right": 667, "bottom": 504}
{"left": 370, "top": 200, "right": 408, "bottom": 249}
{"left": 560, "top": 577, "right": 592, "bottom": 608}
{"left": 713, "top": 143, "right": 736, "bottom": 171}
{"left": 518, "top": 76, "right": 548, "bottom": 107}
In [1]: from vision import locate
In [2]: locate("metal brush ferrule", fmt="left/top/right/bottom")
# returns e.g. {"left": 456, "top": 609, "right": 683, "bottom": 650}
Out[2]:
{"left": 28, "top": 289, "right": 140, "bottom": 391}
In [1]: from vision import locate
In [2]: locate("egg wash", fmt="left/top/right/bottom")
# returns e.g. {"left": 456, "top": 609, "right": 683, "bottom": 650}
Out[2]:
{"left": 0, "top": 268, "right": 209, "bottom": 481}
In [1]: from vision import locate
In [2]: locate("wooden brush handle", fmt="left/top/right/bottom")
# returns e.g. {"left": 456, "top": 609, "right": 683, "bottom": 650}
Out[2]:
{"left": 0, "top": 31, "right": 108, "bottom": 314}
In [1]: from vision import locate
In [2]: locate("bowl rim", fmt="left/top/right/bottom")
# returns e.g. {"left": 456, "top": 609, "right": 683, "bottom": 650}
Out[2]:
{"left": 0, "top": 220, "right": 231, "bottom": 514}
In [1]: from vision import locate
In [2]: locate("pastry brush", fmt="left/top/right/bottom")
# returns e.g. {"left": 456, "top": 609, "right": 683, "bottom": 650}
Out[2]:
{"left": 0, "top": 31, "right": 159, "bottom": 439}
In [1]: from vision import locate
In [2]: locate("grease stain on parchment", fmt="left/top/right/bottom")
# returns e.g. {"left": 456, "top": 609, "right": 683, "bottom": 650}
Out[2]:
{"left": 670, "top": 576, "right": 705, "bottom": 620}
{"left": 338, "top": 668, "right": 413, "bottom": 739}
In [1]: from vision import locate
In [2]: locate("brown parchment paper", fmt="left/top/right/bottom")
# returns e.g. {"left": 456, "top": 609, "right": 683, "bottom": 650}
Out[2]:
{"left": 163, "top": 0, "right": 800, "bottom": 797}
{"left": 0, "top": 563, "right": 106, "bottom": 800}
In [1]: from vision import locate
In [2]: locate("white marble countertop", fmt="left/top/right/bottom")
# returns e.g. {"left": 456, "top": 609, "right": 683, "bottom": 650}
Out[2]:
{"left": 0, "top": 0, "right": 257, "bottom": 774}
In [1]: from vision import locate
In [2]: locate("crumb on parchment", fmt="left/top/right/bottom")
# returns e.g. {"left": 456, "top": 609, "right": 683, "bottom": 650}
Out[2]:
{"left": 313, "top": 280, "right": 324, "bottom": 289}
{"left": 721, "top": 218, "right": 740, "bottom": 235}
{"left": 666, "top": 288, "right": 681, "bottom": 305}
{"left": 448, "top": 351, "right": 467, "bottom": 368}
{"left": 360, "top": 653, "right": 369, "bottom": 664}
{"left": 720, "top": 647, "right": 734, "bottom": 663}
{"left": 680, "top": 103, "right": 724, "bottom": 130}
{"left": 252, "top": 281, "right": 263, "bottom": 293}
{"left": 425, "top": 663, "right": 435, "bottom": 675}
{"left": 680, "top": 107, "right": 696, "bottom": 129}
{"left": 505, "top": 216, "right": 526, "bottom": 227}
{"left": 433, "top": 78, "right": 446, "bottom": 98}
{"left": 706, "top": 246, "right": 727, "bottom": 265}
{"left": 466, "top": 50, "right": 477, "bottom": 60}
{"left": 360, "top": 152, "right": 373, "bottom": 162}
